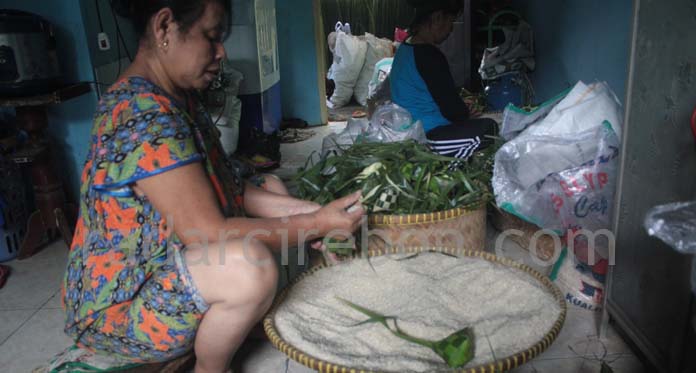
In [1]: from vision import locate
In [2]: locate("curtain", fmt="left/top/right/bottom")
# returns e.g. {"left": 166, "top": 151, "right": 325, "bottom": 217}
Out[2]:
{"left": 320, "top": 0, "right": 416, "bottom": 40}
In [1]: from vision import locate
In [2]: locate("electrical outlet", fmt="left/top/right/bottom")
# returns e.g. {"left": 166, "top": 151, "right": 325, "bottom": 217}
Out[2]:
{"left": 97, "top": 32, "right": 111, "bottom": 51}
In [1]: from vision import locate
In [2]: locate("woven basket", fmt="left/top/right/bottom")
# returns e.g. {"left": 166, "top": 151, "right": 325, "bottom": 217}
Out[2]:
{"left": 264, "top": 246, "right": 567, "bottom": 373}
{"left": 490, "top": 208, "right": 558, "bottom": 261}
{"left": 366, "top": 205, "right": 487, "bottom": 252}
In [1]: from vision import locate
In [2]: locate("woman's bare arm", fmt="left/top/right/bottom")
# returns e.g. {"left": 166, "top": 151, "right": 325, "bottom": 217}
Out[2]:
{"left": 134, "top": 162, "right": 363, "bottom": 251}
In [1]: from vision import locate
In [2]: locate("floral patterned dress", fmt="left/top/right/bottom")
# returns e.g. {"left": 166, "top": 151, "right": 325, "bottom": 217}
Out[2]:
{"left": 62, "top": 76, "right": 244, "bottom": 362}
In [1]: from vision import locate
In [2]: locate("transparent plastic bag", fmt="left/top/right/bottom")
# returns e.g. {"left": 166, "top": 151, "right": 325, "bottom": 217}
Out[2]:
{"left": 320, "top": 104, "right": 426, "bottom": 157}
{"left": 364, "top": 103, "right": 427, "bottom": 144}
{"left": 321, "top": 117, "right": 370, "bottom": 156}
{"left": 644, "top": 201, "right": 696, "bottom": 294}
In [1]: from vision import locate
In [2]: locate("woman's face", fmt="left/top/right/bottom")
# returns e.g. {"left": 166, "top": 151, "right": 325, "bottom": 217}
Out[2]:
{"left": 165, "top": 2, "right": 228, "bottom": 91}
{"left": 430, "top": 11, "right": 457, "bottom": 44}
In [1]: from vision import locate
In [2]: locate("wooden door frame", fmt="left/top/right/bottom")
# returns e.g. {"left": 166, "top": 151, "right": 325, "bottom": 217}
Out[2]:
{"left": 313, "top": 0, "right": 329, "bottom": 125}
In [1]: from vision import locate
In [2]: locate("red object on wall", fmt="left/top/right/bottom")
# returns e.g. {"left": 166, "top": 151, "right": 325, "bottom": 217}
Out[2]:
{"left": 394, "top": 28, "right": 408, "bottom": 43}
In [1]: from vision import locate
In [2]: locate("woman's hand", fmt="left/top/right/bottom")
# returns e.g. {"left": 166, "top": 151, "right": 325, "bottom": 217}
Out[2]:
{"left": 464, "top": 97, "right": 483, "bottom": 118}
{"left": 314, "top": 191, "right": 364, "bottom": 239}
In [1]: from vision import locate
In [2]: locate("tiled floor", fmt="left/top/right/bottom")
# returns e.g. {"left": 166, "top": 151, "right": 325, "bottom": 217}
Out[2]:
{"left": 0, "top": 122, "right": 647, "bottom": 372}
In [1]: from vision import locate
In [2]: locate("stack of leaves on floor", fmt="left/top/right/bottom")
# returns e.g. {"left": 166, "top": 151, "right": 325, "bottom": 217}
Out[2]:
{"left": 294, "top": 140, "right": 494, "bottom": 215}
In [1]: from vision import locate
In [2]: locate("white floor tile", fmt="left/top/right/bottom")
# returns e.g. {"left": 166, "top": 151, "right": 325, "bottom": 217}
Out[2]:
{"left": 0, "top": 310, "right": 34, "bottom": 344}
{"left": 0, "top": 308, "right": 73, "bottom": 373}
{"left": 0, "top": 241, "right": 68, "bottom": 311}
{"left": 286, "top": 358, "right": 316, "bottom": 373}
{"left": 234, "top": 340, "right": 288, "bottom": 373}
{"left": 42, "top": 290, "right": 63, "bottom": 310}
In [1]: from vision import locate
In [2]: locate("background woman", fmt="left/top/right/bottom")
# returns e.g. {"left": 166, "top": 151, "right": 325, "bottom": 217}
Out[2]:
{"left": 390, "top": 0, "right": 497, "bottom": 160}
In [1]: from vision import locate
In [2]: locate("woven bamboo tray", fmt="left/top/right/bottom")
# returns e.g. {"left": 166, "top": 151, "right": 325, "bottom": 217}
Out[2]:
{"left": 366, "top": 205, "right": 487, "bottom": 252}
{"left": 264, "top": 246, "right": 567, "bottom": 373}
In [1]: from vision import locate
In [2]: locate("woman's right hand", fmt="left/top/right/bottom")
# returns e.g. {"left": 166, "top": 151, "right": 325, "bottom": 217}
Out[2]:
{"left": 314, "top": 191, "right": 364, "bottom": 238}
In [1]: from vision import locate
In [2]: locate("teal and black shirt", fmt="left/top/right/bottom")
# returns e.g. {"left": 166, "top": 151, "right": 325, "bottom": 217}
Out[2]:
{"left": 390, "top": 42, "right": 469, "bottom": 132}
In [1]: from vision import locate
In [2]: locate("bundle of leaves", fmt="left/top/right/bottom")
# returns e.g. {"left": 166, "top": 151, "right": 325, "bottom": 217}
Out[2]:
{"left": 294, "top": 140, "right": 495, "bottom": 215}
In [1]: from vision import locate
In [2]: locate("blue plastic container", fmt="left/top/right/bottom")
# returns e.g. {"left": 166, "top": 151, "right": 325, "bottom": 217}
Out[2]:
{"left": 485, "top": 73, "right": 524, "bottom": 111}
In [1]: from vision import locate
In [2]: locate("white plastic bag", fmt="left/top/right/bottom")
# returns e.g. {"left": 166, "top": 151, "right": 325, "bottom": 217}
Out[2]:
{"left": 213, "top": 62, "right": 244, "bottom": 155}
{"left": 328, "top": 31, "right": 367, "bottom": 109}
{"left": 368, "top": 57, "right": 393, "bottom": 100}
{"left": 354, "top": 34, "right": 393, "bottom": 106}
{"left": 493, "top": 81, "right": 623, "bottom": 232}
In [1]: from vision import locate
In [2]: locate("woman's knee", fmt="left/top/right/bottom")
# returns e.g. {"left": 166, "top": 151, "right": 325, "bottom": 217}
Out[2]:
{"left": 258, "top": 174, "right": 288, "bottom": 195}
{"left": 185, "top": 239, "right": 278, "bottom": 307}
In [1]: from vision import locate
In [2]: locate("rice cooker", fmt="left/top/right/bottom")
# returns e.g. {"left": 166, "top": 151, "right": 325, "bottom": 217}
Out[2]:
{"left": 0, "top": 10, "right": 62, "bottom": 96}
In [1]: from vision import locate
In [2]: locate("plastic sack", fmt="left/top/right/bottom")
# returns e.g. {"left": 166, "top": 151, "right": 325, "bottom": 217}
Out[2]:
{"left": 555, "top": 249, "right": 605, "bottom": 312}
{"left": 499, "top": 89, "right": 566, "bottom": 141}
{"left": 644, "top": 201, "right": 696, "bottom": 294}
{"left": 493, "top": 81, "right": 623, "bottom": 232}
{"left": 335, "top": 21, "right": 351, "bottom": 35}
{"left": 354, "top": 34, "right": 394, "bottom": 107}
{"left": 502, "top": 81, "right": 623, "bottom": 141}
{"left": 327, "top": 31, "right": 367, "bottom": 109}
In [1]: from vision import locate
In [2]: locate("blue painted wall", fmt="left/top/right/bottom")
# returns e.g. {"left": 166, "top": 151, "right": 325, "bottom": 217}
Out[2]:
{"left": 511, "top": 0, "right": 633, "bottom": 104}
{"left": 0, "top": 0, "right": 97, "bottom": 202}
{"left": 275, "top": 0, "right": 325, "bottom": 125}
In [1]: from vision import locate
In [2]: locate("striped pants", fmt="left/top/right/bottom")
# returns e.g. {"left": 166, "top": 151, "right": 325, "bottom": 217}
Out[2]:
{"left": 426, "top": 118, "right": 498, "bottom": 159}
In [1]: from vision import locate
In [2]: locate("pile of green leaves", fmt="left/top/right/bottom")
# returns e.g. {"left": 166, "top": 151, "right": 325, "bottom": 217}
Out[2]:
{"left": 294, "top": 140, "right": 495, "bottom": 215}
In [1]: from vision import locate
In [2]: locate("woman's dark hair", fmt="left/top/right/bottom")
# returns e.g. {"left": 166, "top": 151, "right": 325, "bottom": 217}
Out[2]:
{"left": 407, "top": 0, "right": 463, "bottom": 34}
{"left": 113, "top": 0, "right": 231, "bottom": 40}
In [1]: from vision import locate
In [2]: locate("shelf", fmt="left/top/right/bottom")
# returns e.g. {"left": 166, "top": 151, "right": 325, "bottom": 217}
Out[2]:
{"left": 0, "top": 82, "right": 92, "bottom": 107}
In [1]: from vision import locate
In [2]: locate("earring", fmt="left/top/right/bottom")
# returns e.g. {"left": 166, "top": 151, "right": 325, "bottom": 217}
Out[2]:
{"left": 161, "top": 40, "right": 169, "bottom": 49}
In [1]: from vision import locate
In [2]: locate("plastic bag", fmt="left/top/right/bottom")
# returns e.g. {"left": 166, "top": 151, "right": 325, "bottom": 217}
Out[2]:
{"left": 493, "top": 81, "right": 623, "bottom": 232}
{"left": 327, "top": 31, "right": 367, "bottom": 109}
{"left": 214, "top": 62, "right": 244, "bottom": 155}
{"left": 478, "top": 21, "right": 535, "bottom": 81}
{"left": 644, "top": 201, "right": 696, "bottom": 294}
{"left": 321, "top": 117, "right": 370, "bottom": 156}
{"left": 368, "top": 58, "right": 393, "bottom": 100}
{"left": 354, "top": 34, "right": 394, "bottom": 107}
{"left": 502, "top": 81, "right": 623, "bottom": 141}
{"left": 499, "top": 89, "right": 565, "bottom": 141}
{"left": 320, "top": 104, "right": 426, "bottom": 156}
{"left": 364, "top": 103, "right": 427, "bottom": 144}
